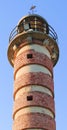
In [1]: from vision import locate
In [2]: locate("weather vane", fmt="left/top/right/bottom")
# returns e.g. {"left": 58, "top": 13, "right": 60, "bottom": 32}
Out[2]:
{"left": 30, "top": 5, "right": 36, "bottom": 14}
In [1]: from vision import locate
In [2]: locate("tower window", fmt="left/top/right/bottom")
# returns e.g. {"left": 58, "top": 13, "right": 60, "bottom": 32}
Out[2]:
{"left": 24, "top": 23, "right": 31, "bottom": 31}
{"left": 27, "top": 54, "right": 33, "bottom": 59}
{"left": 27, "top": 95, "right": 33, "bottom": 101}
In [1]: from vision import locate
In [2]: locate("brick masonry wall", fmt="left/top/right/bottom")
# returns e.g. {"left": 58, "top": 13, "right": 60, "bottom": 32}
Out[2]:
{"left": 14, "top": 72, "right": 54, "bottom": 99}
{"left": 13, "top": 41, "right": 55, "bottom": 130}
{"left": 14, "top": 49, "right": 53, "bottom": 79}
{"left": 13, "top": 91, "right": 55, "bottom": 119}
{"left": 13, "top": 113, "right": 56, "bottom": 130}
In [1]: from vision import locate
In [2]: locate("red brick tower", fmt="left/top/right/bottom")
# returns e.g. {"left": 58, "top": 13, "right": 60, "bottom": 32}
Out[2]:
{"left": 7, "top": 14, "right": 59, "bottom": 130}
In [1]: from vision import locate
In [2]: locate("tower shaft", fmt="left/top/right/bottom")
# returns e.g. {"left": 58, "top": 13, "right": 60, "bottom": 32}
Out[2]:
{"left": 13, "top": 39, "right": 55, "bottom": 130}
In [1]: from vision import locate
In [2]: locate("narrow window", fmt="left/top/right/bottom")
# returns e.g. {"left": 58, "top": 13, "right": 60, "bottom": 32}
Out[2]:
{"left": 27, "top": 54, "right": 33, "bottom": 59}
{"left": 24, "top": 23, "right": 29, "bottom": 30}
{"left": 24, "top": 23, "right": 31, "bottom": 31}
{"left": 27, "top": 95, "right": 33, "bottom": 101}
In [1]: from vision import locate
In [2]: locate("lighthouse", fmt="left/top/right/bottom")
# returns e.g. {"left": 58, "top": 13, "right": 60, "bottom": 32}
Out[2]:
{"left": 7, "top": 14, "right": 59, "bottom": 130}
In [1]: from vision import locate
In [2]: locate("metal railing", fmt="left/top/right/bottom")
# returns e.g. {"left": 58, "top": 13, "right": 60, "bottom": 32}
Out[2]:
{"left": 9, "top": 23, "right": 58, "bottom": 43}
{"left": 48, "top": 25, "right": 58, "bottom": 41}
{"left": 9, "top": 26, "right": 18, "bottom": 42}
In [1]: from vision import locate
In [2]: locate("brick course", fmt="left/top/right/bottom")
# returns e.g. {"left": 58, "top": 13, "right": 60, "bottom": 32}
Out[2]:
{"left": 13, "top": 113, "right": 56, "bottom": 130}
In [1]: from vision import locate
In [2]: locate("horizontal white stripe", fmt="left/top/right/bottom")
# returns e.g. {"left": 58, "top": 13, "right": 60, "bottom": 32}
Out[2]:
{"left": 17, "top": 44, "right": 51, "bottom": 59}
{"left": 26, "top": 129, "right": 43, "bottom": 130}
{"left": 14, "top": 106, "right": 54, "bottom": 120}
{"left": 15, "top": 85, "right": 53, "bottom": 100}
{"left": 15, "top": 64, "right": 52, "bottom": 79}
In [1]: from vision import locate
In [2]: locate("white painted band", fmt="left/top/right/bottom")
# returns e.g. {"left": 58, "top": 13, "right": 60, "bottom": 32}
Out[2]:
{"left": 14, "top": 106, "right": 54, "bottom": 120}
{"left": 15, "top": 85, "right": 53, "bottom": 100}
{"left": 26, "top": 129, "right": 43, "bottom": 130}
{"left": 15, "top": 64, "right": 52, "bottom": 79}
{"left": 17, "top": 44, "right": 51, "bottom": 59}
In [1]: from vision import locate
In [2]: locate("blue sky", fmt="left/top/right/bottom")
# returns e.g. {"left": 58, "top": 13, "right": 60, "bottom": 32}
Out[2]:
{"left": 0, "top": 0, "right": 67, "bottom": 130}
